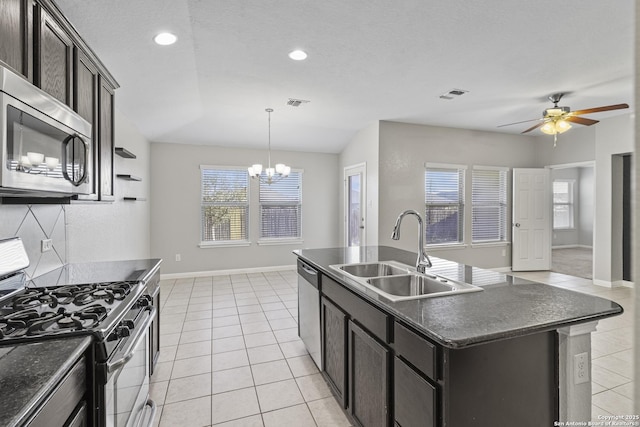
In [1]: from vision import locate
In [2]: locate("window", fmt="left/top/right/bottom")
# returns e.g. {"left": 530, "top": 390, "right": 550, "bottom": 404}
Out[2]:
{"left": 472, "top": 167, "right": 508, "bottom": 243}
{"left": 553, "top": 180, "right": 574, "bottom": 229}
{"left": 259, "top": 171, "right": 302, "bottom": 240}
{"left": 200, "top": 166, "right": 249, "bottom": 244}
{"left": 425, "top": 164, "right": 465, "bottom": 244}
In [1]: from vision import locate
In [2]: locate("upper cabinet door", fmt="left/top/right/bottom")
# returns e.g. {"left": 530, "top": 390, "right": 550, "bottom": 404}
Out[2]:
{"left": 98, "top": 78, "right": 115, "bottom": 201}
{"left": 36, "top": 8, "right": 73, "bottom": 106}
{"left": 0, "top": 0, "right": 33, "bottom": 81}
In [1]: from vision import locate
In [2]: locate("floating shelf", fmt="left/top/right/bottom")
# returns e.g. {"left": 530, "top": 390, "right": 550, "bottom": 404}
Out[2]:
{"left": 123, "top": 197, "right": 147, "bottom": 201}
{"left": 115, "top": 147, "right": 137, "bottom": 159}
{"left": 116, "top": 174, "right": 142, "bottom": 181}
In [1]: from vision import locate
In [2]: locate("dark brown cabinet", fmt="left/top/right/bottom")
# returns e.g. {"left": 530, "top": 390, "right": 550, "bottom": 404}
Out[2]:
{"left": 98, "top": 79, "right": 115, "bottom": 200}
{"left": 348, "top": 320, "right": 390, "bottom": 427}
{"left": 0, "top": 0, "right": 33, "bottom": 81}
{"left": 394, "top": 357, "right": 436, "bottom": 427}
{"left": 74, "top": 48, "right": 99, "bottom": 199}
{"left": 36, "top": 7, "right": 73, "bottom": 106}
{"left": 321, "top": 296, "right": 347, "bottom": 408}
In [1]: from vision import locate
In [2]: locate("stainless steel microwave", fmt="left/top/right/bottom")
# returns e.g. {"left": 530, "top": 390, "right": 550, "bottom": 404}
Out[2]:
{"left": 0, "top": 65, "right": 93, "bottom": 196}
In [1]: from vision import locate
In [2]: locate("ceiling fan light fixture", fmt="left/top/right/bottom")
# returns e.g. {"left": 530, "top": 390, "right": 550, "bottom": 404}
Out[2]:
{"left": 556, "top": 119, "right": 572, "bottom": 134}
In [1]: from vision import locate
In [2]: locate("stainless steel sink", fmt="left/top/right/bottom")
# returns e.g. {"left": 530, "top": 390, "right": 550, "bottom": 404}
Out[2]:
{"left": 330, "top": 260, "right": 482, "bottom": 301}
{"left": 338, "top": 262, "right": 409, "bottom": 278}
{"left": 367, "top": 274, "right": 454, "bottom": 296}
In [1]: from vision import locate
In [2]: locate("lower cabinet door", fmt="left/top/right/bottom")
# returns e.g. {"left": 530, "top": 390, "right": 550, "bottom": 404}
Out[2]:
{"left": 348, "top": 320, "right": 390, "bottom": 427}
{"left": 321, "top": 296, "right": 347, "bottom": 408}
{"left": 394, "top": 357, "right": 436, "bottom": 427}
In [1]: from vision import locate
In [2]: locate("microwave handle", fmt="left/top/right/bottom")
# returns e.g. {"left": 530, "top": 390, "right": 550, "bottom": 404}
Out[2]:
{"left": 62, "top": 134, "right": 88, "bottom": 186}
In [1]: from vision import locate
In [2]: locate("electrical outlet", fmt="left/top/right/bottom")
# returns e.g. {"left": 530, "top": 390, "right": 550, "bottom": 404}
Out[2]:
{"left": 574, "top": 352, "right": 589, "bottom": 384}
{"left": 175, "top": 254, "right": 181, "bottom": 262}
{"left": 501, "top": 249, "right": 506, "bottom": 257}
{"left": 41, "top": 239, "right": 53, "bottom": 253}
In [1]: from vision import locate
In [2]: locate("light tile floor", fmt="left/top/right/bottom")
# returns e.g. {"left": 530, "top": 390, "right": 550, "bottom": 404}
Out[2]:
{"left": 151, "top": 270, "right": 352, "bottom": 427}
{"left": 152, "top": 268, "right": 635, "bottom": 426}
{"left": 511, "top": 270, "right": 635, "bottom": 421}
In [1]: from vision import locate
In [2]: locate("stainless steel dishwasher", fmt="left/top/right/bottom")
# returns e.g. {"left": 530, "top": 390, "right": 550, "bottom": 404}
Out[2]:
{"left": 298, "top": 259, "right": 321, "bottom": 369}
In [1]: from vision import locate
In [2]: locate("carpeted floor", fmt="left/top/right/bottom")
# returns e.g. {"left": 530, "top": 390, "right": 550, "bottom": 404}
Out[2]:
{"left": 551, "top": 247, "right": 593, "bottom": 279}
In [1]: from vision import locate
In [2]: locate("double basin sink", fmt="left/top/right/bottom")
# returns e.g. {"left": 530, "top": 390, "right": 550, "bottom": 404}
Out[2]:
{"left": 330, "top": 261, "right": 482, "bottom": 302}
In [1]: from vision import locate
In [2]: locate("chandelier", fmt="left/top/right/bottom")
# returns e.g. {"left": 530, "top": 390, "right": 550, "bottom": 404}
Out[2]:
{"left": 248, "top": 108, "right": 291, "bottom": 185}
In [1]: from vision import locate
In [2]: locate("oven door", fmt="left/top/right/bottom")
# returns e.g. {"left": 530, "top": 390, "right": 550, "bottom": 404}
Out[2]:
{"left": 104, "top": 306, "right": 157, "bottom": 427}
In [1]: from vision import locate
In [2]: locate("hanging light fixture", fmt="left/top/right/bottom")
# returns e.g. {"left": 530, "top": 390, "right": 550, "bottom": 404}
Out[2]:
{"left": 248, "top": 108, "right": 291, "bottom": 185}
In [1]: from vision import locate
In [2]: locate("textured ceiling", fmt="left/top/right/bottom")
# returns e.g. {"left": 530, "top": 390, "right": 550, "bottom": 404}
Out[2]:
{"left": 56, "top": 0, "right": 635, "bottom": 153}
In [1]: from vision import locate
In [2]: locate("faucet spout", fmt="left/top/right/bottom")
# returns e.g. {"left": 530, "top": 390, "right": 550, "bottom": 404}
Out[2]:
{"left": 391, "top": 210, "right": 432, "bottom": 272}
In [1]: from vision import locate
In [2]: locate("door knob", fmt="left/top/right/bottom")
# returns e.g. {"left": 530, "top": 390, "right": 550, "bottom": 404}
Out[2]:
{"left": 513, "top": 223, "right": 521, "bottom": 228}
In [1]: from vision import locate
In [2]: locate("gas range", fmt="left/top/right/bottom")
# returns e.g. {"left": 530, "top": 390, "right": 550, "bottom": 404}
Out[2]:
{"left": 0, "top": 237, "right": 158, "bottom": 427}
{"left": 0, "top": 280, "right": 145, "bottom": 345}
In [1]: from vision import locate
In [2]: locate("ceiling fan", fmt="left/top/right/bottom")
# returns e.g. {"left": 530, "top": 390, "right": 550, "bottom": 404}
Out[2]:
{"left": 498, "top": 93, "right": 629, "bottom": 146}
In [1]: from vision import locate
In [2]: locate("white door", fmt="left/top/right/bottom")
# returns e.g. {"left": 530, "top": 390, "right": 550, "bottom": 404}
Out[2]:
{"left": 344, "top": 164, "right": 366, "bottom": 247}
{"left": 512, "top": 168, "right": 551, "bottom": 271}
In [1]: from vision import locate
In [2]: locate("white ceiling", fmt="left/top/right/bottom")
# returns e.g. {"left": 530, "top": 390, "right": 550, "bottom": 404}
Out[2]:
{"left": 56, "top": 0, "right": 635, "bottom": 154}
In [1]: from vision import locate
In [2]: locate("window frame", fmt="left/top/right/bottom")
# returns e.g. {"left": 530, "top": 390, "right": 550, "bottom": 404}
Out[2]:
{"left": 257, "top": 169, "right": 304, "bottom": 245}
{"left": 199, "top": 165, "right": 250, "bottom": 247}
{"left": 471, "top": 166, "right": 508, "bottom": 244}
{"left": 552, "top": 179, "right": 575, "bottom": 230}
{"left": 424, "top": 163, "right": 466, "bottom": 247}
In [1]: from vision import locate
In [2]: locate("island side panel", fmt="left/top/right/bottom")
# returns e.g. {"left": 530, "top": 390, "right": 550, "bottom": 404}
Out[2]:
{"left": 442, "top": 331, "right": 559, "bottom": 426}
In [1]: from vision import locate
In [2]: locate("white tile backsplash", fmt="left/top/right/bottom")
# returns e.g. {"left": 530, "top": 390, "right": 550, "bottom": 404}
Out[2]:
{"left": 0, "top": 204, "right": 66, "bottom": 279}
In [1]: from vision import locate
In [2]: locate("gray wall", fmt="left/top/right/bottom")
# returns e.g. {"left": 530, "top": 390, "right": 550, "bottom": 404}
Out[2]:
{"left": 150, "top": 142, "right": 340, "bottom": 275}
{"left": 550, "top": 166, "right": 594, "bottom": 248}
{"left": 338, "top": 122, "right": 379, "bottom": 247}
{"left": 0, "top": 110, "right": 152, "bottom": 277}
{"left": 377, "top": 121, "right": 538, "bottom": 269}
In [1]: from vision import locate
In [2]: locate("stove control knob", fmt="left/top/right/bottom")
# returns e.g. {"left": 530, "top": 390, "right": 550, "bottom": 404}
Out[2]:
{"left": 136, "top": 297, "right": 151, "bottom": 308}
{"left": 122, "top": 320, "right": 135, "bottom": 329}
{"left": 116, "top": 325, "right": 131, "bottom": 338}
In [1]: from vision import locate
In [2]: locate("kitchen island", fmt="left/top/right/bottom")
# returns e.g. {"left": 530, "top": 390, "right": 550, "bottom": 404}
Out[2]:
{"left": 295, "top": 246, "right": 622, "bottom": 427}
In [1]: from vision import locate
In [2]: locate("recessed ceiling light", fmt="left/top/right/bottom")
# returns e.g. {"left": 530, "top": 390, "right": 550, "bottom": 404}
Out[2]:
{"left": 288, "top": 50, "right": 307, "bottom": 61}
{"left": 154, "top": 32, "right": 177, "bottom": 46}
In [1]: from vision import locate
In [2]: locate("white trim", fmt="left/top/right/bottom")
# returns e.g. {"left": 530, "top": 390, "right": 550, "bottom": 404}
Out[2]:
{"left": 551, "top": 245, "right": 593, "bottom": 249}
{"left": 592, "top": 279, "right": 614, "bottom": 288}
{"left": 257, "top": 238, "right": 304, "bottom": 246}
{"left": 613, "top": 280, "right": 634, "bottom": 288}
{"left": 200, "top": 164, "right": 247, "bottom": 171}
{"left": 491, "top": 266, "right": 513, "bottom": 273}
{"left": 161, "top": 264, "right": 297, "bottom": 280}
{"left": 199, "top": 241, "right": 251, "bottom": 248}
{"left": 547, "top": 160, "right": 596, "bottom": 170}
{"left": 344, "top": 162, "right": 367, "bottom": 248}
{"left": 557, "top": 321, "right": 598, "bottom": 337}
{"left": 426, "top": 243, "right": 468, "bottom": 251}
{"left": 425, "top": 162, "right": 467, "bottom": 170}
{"left": 470, "top": 241, "right": 510, "bottom": 248}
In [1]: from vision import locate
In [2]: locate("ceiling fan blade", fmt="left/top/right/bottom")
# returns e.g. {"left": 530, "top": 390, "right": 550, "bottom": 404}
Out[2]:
{"left": 521, "top": 122, "right": 544, "bottom": 134}
{"left": 565, "top": 116, "right": 599, "bottom": 126}
{"left": 497, "top": 118, "right": 542, "bottom": 128}
{"left": 570, "top": 103, "right": 629, "bottom": 116}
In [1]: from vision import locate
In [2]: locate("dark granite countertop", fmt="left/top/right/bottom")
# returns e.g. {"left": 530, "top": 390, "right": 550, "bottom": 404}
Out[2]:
{"left": 28, "top": 258, "right": 162, "bottom": 288}
{"left": 295, "top": 246, "right": 623, "bottom": 349}
{"left": 0, "top": 336, "right": 92, "bottom": 427}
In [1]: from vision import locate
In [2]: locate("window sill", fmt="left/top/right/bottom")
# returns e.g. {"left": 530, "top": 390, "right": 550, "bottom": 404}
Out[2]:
{"left": 199, "top": 241, "right": 251, "bottom": 248}
{"left": 470, "top": 241, "right": 510, "bottom": 248}
{"left": 258, "top": 239, "right": 304, "bottom": 246}
{"left": 426, "top": 243, "right": 468, "bottom": 251}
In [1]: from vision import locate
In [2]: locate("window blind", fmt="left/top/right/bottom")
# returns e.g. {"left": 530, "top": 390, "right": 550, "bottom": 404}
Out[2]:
{"left": 471, "top": 168, "right": 507, "bottom": 243}
{"left": 200, "top": 167, "right": 249, "bottom": 242}
{"left": 553, "top": 180, "right": 574, "bottom": 229}
{"left": 425, "top": 166, "right": 465, "bottom": 244}
{"left": 259, "top": 171, "right": 302, "bottom": 239}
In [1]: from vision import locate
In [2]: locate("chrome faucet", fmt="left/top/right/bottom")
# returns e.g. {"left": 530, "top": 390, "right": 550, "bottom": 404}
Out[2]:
{"left": 391, "top": 210, "right": 432, "bottom": 273}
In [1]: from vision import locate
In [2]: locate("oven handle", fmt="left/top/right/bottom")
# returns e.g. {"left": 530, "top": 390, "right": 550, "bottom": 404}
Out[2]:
{"left": 106, "top": 305, "right": 156, "bottom": 373}
{"left": 141, "top": 399, "right": 157, "bottom": 427}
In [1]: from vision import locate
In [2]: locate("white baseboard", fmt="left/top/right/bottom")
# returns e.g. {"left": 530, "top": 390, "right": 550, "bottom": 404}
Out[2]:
{"left": 161, "top": 264, "right": 296, "bottom": 281}
{"left": 551, "top": 245, "right": 593, "bottom": 250}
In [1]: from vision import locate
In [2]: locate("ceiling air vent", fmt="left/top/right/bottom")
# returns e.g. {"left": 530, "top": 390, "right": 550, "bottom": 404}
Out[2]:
{"left": 287, "top": 98, "right": 310, "bottom": 107}
{"left": 439, "top": 88, "right": 469, "bottom": 100}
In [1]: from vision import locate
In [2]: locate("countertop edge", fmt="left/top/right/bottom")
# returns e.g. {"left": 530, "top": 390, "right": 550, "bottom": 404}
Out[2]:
{"left": 8, "top": 336, "right": 92, "bottom": 427}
